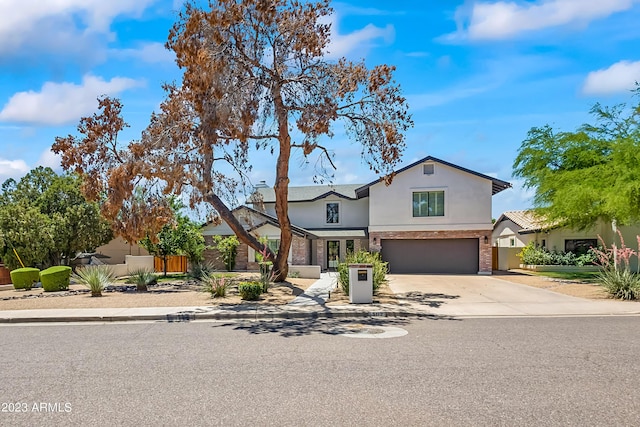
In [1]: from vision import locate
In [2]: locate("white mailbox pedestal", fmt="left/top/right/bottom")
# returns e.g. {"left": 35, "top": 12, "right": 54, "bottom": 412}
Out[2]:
{"left": 348, "top": 264, "right": 373, "bottom": 304}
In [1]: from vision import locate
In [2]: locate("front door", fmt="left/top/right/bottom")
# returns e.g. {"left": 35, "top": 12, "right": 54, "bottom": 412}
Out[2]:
{"left": 327, "top": 240, "right": 340, "bottom": 270}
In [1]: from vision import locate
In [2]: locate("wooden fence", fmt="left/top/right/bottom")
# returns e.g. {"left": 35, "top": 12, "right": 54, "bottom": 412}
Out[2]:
{"left": 0, "top": 264, "right": 11, "bottom": 285}
{"left": 492, "top": 247, "right": 499, "bottom": 271}
{"left": 154, "top": 256, "right": 188, "bottom": 274}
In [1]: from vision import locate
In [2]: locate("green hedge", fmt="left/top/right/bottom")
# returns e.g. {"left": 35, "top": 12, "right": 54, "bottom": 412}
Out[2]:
{"left": 337, "top": 250, "right": 388, "bottom": 295}
{"left": 238, "top": 281, "right": 262, "bottom": 301}
{"left": 10, "top": 268, "right": 40, "bottom": 290}
{"left": 40, "top": 266, "right": 72, "bottom": 292}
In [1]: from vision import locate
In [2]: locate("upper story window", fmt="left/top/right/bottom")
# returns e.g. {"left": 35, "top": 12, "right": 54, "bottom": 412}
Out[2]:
{"left": 423, "top": 163, "right": 434, "bottom": 175}
{"left": 412, "top": 191, "right": 444, "bottom": 217}
{"left": 326, "top": 202, "right": 340, "bottom": 224}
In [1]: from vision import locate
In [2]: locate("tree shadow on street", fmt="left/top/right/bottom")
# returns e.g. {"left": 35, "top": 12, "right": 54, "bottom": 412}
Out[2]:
{"left": 210, "top": 315, "right": 459, "bottom": 338}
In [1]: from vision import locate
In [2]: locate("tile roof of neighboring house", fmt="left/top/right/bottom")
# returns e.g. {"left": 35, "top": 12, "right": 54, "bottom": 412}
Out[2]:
{"left": 494, "top": 210, "right": 558, "bottom": 233}
{"left": 250, "top": 184, "right": 364, "bottom": 203}
{"left": 355, "top": 155, "right": 512, "bottom": 198}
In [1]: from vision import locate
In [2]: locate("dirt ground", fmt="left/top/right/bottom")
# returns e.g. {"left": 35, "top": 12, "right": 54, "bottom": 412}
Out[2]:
{"left": 493, "top": 270, "right": 609, "bottom": 299}
{"left": 0, "top": 273, "right": 316, "bottom": 310}
{"left": 0, "top": 270, "right": 610, "bottom": 311}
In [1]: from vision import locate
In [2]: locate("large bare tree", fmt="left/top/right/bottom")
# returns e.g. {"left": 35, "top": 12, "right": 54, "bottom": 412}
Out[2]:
{"left": 53, "top": 0, "right": 412, "bottom": 281}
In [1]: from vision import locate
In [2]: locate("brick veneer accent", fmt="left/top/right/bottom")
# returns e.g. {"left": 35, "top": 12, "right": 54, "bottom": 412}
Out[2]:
{"left": 369, "top": 230, "right": 493, "bottom": 274}
{"left": 291, "top": 235, "right": 309, "bottom": 265}
{"left": 203, "top": 236, "right": 248, "bottom": 271}
{"left": 316, "top": 240, "right": 325, "bottom": 270}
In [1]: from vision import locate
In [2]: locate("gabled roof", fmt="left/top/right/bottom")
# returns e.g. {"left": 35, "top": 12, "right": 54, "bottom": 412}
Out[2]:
{"left": 206, "top": 205, "right": 317, "bottom": 238}
{"left": 250, "top": 184, "right": 364, "bottom": 204}
{"left": 494, "top": 210, "right": 558, "bottom": 233}
{"left": 354, "top": 156, "right": 512, "bottom": 198}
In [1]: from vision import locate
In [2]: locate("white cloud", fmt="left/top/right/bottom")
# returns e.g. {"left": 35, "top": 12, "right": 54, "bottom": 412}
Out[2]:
{"left": 0, "top": 0, "right": 155, "bottom": 56}
{"left": 582, "top": 60, "right": 640, "bottom": 95}
{"left": 323, "top": 14, "right": 395, "bottom": 60}
{"left": 448, "top": 0, "right": 636, "bottom": 41}
{"left": 0, "top": 75, "right": 143, "bottom": 126}
{"left": 0, "top": 158, "right": 29, "bottom": 182}
{"left": 37, "top": 149, "right": 62, "bottom": 171}
{"left": 111, "top": 42, "right": 175, "bottom": 64}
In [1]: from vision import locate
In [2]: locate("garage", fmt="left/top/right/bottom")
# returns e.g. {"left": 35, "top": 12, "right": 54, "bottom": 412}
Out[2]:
{"left": 381, "top": 239, "right": 479, "bottom": 274}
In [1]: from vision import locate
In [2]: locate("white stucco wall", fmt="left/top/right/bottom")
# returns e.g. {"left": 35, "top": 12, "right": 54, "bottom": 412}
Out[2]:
{"left": 201, "top": 208, "right": 266, "bottom": 236}
{"left": 368, "top": 161, "right": 493, "bottom": 232}
{"left": 492, "top": 219, "right": 533, "bottom": 248}
{"left": 262, "top": 197, "right": 369, "bottom": 229}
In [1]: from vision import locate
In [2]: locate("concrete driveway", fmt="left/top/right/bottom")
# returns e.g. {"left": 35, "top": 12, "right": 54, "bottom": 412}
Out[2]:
{"left": 387, "top": 274, "right": 640, "bottom": 317}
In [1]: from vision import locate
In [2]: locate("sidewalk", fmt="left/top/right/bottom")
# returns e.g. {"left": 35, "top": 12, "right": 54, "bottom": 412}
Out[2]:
{"left": 2, "top": 274, "right": 640, "bottom": 323}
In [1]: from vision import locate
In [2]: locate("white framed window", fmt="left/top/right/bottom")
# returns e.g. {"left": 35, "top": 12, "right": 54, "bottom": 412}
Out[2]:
{"left": 412, "top": 191, "right": 444, "bottom": 217}
{"left": 326, "top": 202, "right": 340, "bottom": 224}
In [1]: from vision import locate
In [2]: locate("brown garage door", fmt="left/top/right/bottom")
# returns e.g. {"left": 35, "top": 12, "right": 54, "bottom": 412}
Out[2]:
{"left": 381, "top": 239, "right": 479, "bottom": 274}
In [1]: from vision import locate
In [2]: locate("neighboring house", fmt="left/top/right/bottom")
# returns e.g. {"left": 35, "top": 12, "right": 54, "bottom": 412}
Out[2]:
{"left": 203, "top": 156, "right": 511, "bottom": 274}
{"left": 94, "top": 237, "right": 149, "bottom": 265}
{"left": 492, "top": 210, "right": 640, "bottom": 270}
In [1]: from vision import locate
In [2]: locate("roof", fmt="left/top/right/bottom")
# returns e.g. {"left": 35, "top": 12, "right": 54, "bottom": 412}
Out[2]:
{"left": 250, "top": 184, "right": 364, "bottom": 204}
{"left": 355, "top": 156, "right": 512, "bottom": 198}
{"left": 494, "top": 210, "right": 558, "bottom": 233}
{"left": 205, "top": 205, "right": 318, "bottom": 239}
{"left": 304, "top": 228, "right": 368, "bottom": 238}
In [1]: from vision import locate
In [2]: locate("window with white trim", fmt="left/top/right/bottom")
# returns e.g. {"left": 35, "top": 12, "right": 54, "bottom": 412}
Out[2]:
{"left": 412, "top": 191, "right": 444, "bottom": 217}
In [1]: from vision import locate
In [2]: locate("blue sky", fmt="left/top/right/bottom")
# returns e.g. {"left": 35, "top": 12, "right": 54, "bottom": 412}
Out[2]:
{"left": 1, "top": 0, "right": 640, "bottom": 218}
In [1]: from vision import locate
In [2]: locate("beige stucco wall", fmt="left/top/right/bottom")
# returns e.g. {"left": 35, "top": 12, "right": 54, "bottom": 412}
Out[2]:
{"left": 95, "top": 237, "right": 149, "bottom": 265}
{"left": 262, "top": 197, "right": 369, "bottom": 229}
{"left": 368, "top": 160, "right": 493, "bottom": 232}
{"left": 492, "top": 219, "right": 534, "bottom": 248}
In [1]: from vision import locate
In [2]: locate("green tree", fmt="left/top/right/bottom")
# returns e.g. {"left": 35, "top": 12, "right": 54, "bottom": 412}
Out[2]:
{"left": 211, "top": 235, "right": 240, "bottom": 272}
{"left": 52, "top": 0, "right": 412, "bottom": 282}
{"left": 139, "top": 199, "right": 205, "bottom": 276}
{"left": 0, "top": 167, "right": 113, "bottom": 269}
{"left": 513, "top": 88, "right": 640, "bottom": 230}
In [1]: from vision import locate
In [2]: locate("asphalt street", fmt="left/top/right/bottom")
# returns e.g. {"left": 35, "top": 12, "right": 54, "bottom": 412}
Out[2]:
{"left": 1, "top": 316, "right": 639, "bottom": 426}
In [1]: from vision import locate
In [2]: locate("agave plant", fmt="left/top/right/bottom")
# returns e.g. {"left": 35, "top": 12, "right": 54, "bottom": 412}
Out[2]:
{"left": 72, "top": 266, "right": 114, "bottom": 297}
{"left": 127, "top": 269, "right": 158, "bottom": 292}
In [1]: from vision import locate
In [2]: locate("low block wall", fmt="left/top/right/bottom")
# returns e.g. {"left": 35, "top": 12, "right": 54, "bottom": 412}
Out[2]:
{"left": 519, "top": 265, "right": 600, "bottom": 272}
{"left": 288, "top": 265, "right": 321, "bottom": 279}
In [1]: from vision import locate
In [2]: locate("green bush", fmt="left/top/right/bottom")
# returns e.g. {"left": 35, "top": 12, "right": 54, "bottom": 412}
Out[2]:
{"left": 40, "top": 266, "right": 72, "bottom": 292}
{"left": 598, "top": 269, "right": 640, "bottom": 300}
{"left": 189, "top": 261, "right": 216, "bottom": 280}
{"left": 10, "top": 267, "right": 40, "bottom": 290}
{"left": 337, "top": 250, "right": 388, "bottom": 296}
{"left": 238, "top": 281, "right": 262, "bottom": 300}
{"left": 73, "top": 265, "right": 114, "bottom": 297}
{"left": 212, "top": 235, "right": 239, "bottom": 271}
{"left": 518, "top": 242, "right": 597, "bottom": 266}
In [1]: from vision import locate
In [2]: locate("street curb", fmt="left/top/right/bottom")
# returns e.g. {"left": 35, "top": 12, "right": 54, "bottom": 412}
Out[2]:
{"left": 0, "top": 308, "right": 437, "bottom": 324}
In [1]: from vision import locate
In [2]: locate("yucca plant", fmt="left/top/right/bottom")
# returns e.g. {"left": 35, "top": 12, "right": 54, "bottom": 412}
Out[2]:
{"left": 127, "top": 269, "right": 157, "bottom": 292}
{"left": 72, "top": 266, "right": 114, "bottom": 297}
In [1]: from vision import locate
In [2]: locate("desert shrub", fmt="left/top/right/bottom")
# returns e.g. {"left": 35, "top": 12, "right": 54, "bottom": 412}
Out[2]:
{"left": 201, "top": 273, "right": 230, "bottom": 298}
{"left": 598, "top": 269, "right": 640, "bottom": 300}
{"left": 40, "top": 266, "right": 72, "bottom": 292}
{"left": 518, "top": 242, "right": 596, "bottom": 266}
{"left": 189, "top": 261, "right": 216, "bottom": 280}
{"left": 258, "top": 262, "right": 274, "bottom": 292}
{"left": 127, "top": 269, "right": 157, "bottom": 292}
{"left": 73, "top": 265, "right": 114, "bottom": 297}
{"left": 287, "top": 270, "right": 300, "bottom": 279}
{"left": 337, "top": 250, "right": 388, "bottom": 296}
{"left": 238, "top": 281, "right": 262, "bottom": 300}
{"left": 10, "top": 267, "right": 40, "bottom": 290}
{"left": 591, "top": 232, "right": 640, "bottom": 300}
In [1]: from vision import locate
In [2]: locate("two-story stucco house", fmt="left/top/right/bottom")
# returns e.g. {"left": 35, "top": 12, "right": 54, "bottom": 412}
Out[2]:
{"left": 201, "top": 156, "right": 511, "bottom": 274}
